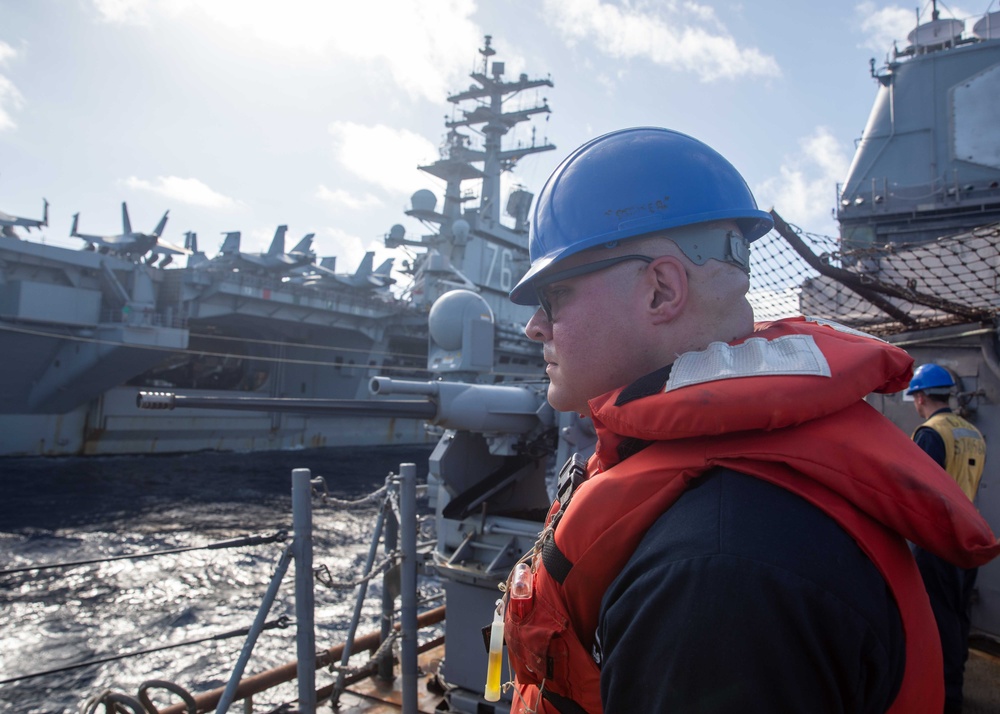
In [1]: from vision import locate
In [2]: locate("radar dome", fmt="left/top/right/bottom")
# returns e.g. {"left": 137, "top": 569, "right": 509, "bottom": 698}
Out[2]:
{"left": 452, "top": 219, "right": 470, "bottom": 244}
{"left": 973, "top": 12, "right": 1000, "bottom": 39}
{"left": 429, "top": 290, "right": 492, "bottom": 350}
{"left": 410, "top": 189, "right": 437, "bottom": 213}
{"left": 908, "top": 18, "right": 964, "bottom": 47}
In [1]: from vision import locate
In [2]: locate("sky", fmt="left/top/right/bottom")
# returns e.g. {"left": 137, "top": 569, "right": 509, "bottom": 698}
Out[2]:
{"left": 0, "top": 0, "right": 986, "bottom": 283}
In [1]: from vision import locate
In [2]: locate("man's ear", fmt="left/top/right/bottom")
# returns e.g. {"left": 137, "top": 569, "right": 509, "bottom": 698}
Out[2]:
{"left": 646, "top": 256, "right": 687, "bottom": 323}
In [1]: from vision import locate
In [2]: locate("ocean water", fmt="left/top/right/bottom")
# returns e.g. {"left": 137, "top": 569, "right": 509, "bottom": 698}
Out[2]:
{"left": 0, "top": 445, "right": 437, "bottom": 714}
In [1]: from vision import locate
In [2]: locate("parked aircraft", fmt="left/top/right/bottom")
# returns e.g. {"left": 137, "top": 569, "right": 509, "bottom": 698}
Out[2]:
{"left": 212, "top": 225, "right": 316, "bottom": 275}
{"left": 336, "top": 252, "right": 395, "bottom": 289}
{"left": 71, "top": 202, "right": 189, "bottom": 266}
{"left": 183, "top": 231, "right": 209, "bottom": 269}
{"left": 0, "top": 198, "right": 48, "bottom": 238}
{"left": 290, "top": 251, "right": 395, "bottom": 290}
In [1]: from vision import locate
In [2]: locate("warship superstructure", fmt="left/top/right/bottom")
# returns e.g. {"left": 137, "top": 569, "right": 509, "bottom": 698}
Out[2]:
{"left": 750, "top": 3, "right": 1000, "bottom": 649}
{"left": 0, "top": 37, "right": 552, "bottom": 457}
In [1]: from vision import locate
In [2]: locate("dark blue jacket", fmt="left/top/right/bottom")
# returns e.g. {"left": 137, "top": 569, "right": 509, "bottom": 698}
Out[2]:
{"left": 598, "top": 468, "right": 905, "bottom": 713}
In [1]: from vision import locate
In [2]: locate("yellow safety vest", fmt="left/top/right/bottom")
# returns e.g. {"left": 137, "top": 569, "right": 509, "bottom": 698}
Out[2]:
{"left": 916, "top": 412, "right": 987, "bottom": 502}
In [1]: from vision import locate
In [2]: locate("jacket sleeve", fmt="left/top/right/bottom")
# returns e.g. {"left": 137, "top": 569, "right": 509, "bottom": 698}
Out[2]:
{"left": 913, "top": 426, "right": 947, "bottom": 468}
{"left": 596, "top": 469, "right": 904, "bottom": 714}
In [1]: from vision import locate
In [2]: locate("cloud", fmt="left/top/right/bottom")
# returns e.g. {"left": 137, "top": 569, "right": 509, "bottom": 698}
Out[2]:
{"left": 754, "top": 126, "right": 851, "bottom": 236}
{"left": 90, "top": 0, "right": 482, "bottom": 102}
{"left": 0, "top": 41, "right": 23, "bottom": 131}
{"left": 316, "top": 185, "right": 383, "bottom": 211}
{"left": 311, "top": 225, "right": 371, "bottom": 270}
{"left": 542, "top": 0, "right": 780, "bottom": 82}
{"left": 0, "top": 75, "right": 24, "bottom": 132}
{"left": 0, "top": 41, "right": 17, "bottom": 65}
{"left": 124, "top": 176, "right": 242, "bottom": 208}
{"left": 854, "top": 2, "right": 920, "bottom": 54}
{"left": 92, "top": 0, "right": 154, "bottom": 24}
{"left": 328, "top": 121, "right": 438, "bottom": 195}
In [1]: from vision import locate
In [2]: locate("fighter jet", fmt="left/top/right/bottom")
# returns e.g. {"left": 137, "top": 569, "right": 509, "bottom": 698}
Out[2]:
{"left": 213, "top": 225, "right": 316, "bottom": 275}
{"left": 71, "top": 202, "right": 189, "bottom": 265}
{"left": 0, "top": 198, "right": 49, "bottom": 238}
{"left": 334, "top": 252, "right": 395, "bottom": 289}
{"left": 290, "top": 251, "right": 396, "bottom": 290}
{"left": 183, "top": 231, "right": 209, "bottom": 269}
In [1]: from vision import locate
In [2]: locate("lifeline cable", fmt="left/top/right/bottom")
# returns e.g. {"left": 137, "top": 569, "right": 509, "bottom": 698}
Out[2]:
{"left": 0, "top": 529, "right": 287, "bottom": 576}
{"left": 0, "top": 617, "right": 291, "bottom": 685}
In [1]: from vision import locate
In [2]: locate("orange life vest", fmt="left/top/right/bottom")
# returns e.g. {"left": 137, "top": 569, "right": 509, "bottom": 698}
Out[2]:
{"left": 502, "top": 317, "right": 1000, "bottom": 714}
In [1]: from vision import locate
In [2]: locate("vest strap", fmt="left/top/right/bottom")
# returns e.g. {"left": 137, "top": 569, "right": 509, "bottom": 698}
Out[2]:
{"left": 542, "top": 687, "right": 589, "bottom": 714}
{"left": 542, "top": 531, "right": 573, "bottom": 585}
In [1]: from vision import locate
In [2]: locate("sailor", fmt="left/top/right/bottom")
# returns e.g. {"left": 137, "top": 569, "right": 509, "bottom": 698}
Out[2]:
{"left": 906, "top": 363, "right": 988, "bottom": 714}
{"left": 501, "top": 127, "right": 1000, "bottom": 713}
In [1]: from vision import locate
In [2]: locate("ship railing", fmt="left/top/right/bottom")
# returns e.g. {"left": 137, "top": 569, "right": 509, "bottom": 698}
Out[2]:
{"left": 191, "top": 269, "right": 409, "bottom": 315}
{"left": 99, "top": 306, "right": 189, "bottom": 330}
{"left": 1, "top": 530, "right": 288, "bottom": 710}
{"left": 157, "top": 465, "right": 440, "bottom": 714}
{"left": 837, "top": 174, "right": 1000, "bottom": 215}
{"left": 4, "top": 463, "right": 441, "bottom": 714}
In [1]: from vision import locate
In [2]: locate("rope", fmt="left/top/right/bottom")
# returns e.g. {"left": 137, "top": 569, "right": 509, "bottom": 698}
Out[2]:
{"left": 310, "top": 479, "right": 428, "bottom": 508}
{"left": 1, "top": 617, "right": 291, "bottom": 686}
{"left": 310, "top": 478, "right": 389, "bottom": 508}
{"left": 0, "top": 530, "right": 288, "bottom": 577}
{"left": 80, "top": 690, "right": 145, "bottom": 714}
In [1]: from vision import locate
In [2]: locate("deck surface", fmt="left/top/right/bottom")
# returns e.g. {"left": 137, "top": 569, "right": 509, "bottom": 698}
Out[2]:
{"left": 965, "top": 644, "right": 1000, "bottom": 714}
{"left": 330, "top": 642, "right": 1000, "bottom": 713}
{"left": 335, "top": 646, "right": 447, "bottom": 714}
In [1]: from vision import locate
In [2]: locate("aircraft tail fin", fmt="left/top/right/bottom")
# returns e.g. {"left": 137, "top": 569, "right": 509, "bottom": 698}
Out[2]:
{"left": 121, "top": 203, "right": 132, "bottom": 235}
{"left": 184, "top": 231, "right": 198, "bottom": 253}
{"left": 354, "top": 251, "right": 375, "bottom": 277}
{"left": 290, "top": 233, "right": 314, "bottom": 256}
{"left": 42, "top": 199, "right": 49, "bottom": 227}
{"left": 152, "top": 210, "right": 169, "bottom": 237}
{"left": 374, "top": 258, "right": 394, "bottom": 277}
{"left": 70, "top": 213, "right": 80, "bottom": 237}
{"left": 220, "top": 231, "right": 241, "bottom": 254}
{"left": 267, "top": 225, "right": 288, "bottom": 256}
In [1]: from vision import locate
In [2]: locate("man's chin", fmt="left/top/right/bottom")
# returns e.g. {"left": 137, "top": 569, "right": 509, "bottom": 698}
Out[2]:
{"left": 546, "top": 388, "right": 584, "bottom": 415}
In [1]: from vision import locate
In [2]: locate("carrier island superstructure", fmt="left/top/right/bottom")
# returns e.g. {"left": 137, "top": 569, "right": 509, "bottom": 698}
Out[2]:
{"left": 0, "top": 37, "right": 553, "bottom": 456}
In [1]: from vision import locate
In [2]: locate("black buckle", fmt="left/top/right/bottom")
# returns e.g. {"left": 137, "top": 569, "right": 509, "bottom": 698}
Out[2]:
{"left": 555, "top": 453, "right": 588, "bottom": 507}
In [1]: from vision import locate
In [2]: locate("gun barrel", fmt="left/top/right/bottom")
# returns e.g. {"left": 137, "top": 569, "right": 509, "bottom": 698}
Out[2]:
{"left": 378, "top": 379, "right": 548, "bottom": 434}
{"left": 137, "top": 377, "right": 550, "bottom": 434}
{"left": 135, "top": 391, "right": 438, "bottom": 419}
{"left": 368, "top": 377, "right": 440, "bottom": 397}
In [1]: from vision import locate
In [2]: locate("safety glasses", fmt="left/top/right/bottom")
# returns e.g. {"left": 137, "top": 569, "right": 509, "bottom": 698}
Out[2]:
{"left": 534, "top": 254, "right": 654, "bottom": 322}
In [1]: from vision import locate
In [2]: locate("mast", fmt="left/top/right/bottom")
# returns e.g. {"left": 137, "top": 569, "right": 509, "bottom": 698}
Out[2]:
{"left": 438, "top": 35, "right": 555, "bottom": 224}
{"left": 388, "top": 36, "right": 556, "bottom": 322}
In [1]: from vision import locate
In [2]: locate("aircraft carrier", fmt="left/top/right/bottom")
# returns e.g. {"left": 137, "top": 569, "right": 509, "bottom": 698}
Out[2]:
{"left": 0, "top": 36, "right": 552, "bottom": 457}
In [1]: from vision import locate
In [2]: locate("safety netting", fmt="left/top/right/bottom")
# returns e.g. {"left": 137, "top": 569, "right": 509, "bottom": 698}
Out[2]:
{"left": 748, "top": 212, "right": 1000, "bottom": 337}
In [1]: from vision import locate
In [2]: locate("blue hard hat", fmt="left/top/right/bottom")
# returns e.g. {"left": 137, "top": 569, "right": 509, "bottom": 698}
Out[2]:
{"left": 906, "top": 363, "right": 955, "bottom": 395}
{"left": 509, "top": 127, "right": 774, "bottom": 304}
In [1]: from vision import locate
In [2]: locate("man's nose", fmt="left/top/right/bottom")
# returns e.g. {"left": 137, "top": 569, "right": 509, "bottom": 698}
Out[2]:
{"left": 525, "top": 307, "right": 551, "bottom": 341}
